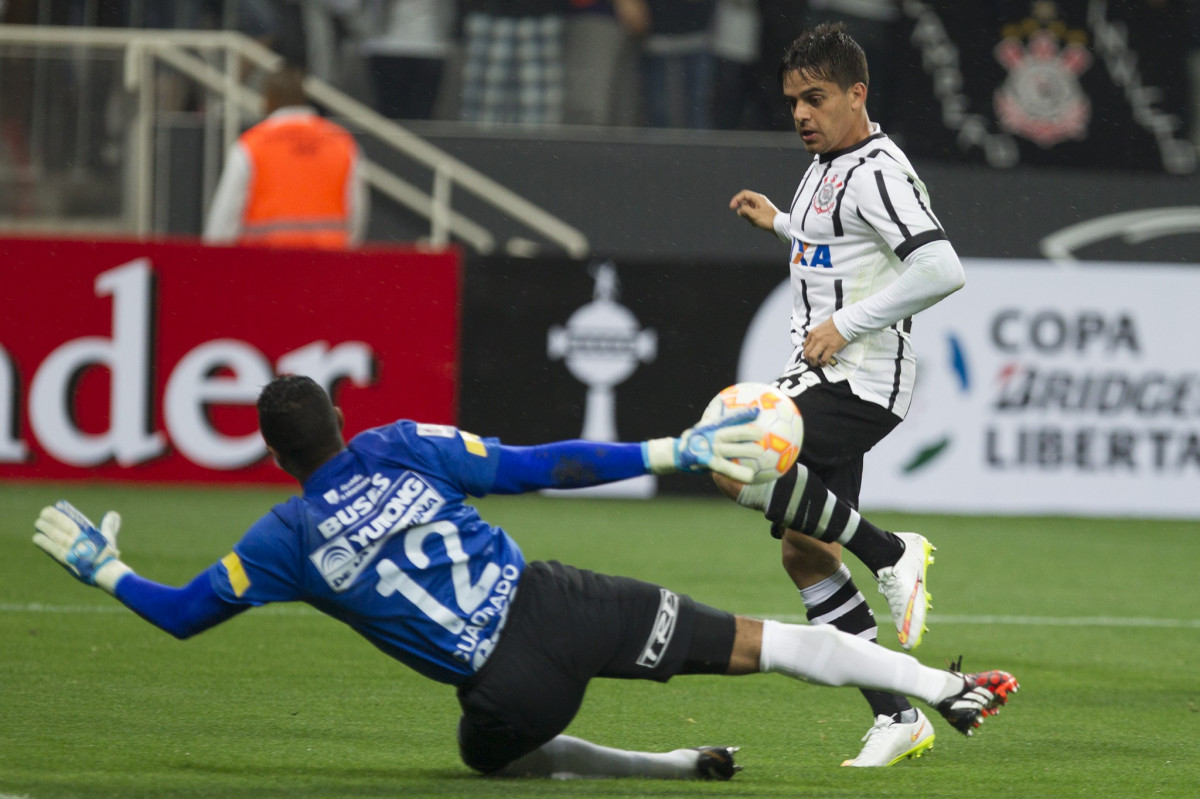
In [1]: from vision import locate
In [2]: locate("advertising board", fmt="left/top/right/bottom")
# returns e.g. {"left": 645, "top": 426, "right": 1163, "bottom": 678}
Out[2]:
{"left": 741, "top": 260, "right": 1200, "bottom": 517}
{"left": 0, "top": 238, "right": 460, "bottom": 482}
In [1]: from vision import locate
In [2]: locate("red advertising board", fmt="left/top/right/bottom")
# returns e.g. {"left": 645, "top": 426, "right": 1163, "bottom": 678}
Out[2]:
{"left": 0, "top": 238, "right": 460, "bottom": 483}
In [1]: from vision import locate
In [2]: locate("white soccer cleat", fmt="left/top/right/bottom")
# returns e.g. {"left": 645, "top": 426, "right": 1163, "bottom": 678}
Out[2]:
{"left": 875, "top": 531, "right": 935, "bottom": 650}
{"left": 841, "top": 710, "right": 936, "bottom": 767}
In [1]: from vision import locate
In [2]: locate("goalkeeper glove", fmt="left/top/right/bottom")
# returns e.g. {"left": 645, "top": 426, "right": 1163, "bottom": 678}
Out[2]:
{"left": 33, "top": 500, "right": 132, "bottom": 595}
{"left": 642, "top": 408, "right": 765, "bottom": 483}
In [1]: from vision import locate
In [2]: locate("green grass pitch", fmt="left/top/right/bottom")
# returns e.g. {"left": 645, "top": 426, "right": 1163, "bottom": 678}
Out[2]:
{"left": 2, "top": 481, "right": 1198, "bottom": 798}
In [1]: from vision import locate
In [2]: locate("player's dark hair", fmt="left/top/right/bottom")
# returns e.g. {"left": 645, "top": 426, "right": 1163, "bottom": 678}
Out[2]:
{"left": 257, "top": 375, "right": 343, "bottom": 475}
{"left": 779, "top": 22, "right": 868, "bottom": 91}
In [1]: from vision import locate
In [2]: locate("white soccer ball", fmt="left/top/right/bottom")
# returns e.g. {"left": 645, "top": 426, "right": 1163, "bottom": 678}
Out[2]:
{"left": 700, "top": 382, "right": 804, "bottom": 484}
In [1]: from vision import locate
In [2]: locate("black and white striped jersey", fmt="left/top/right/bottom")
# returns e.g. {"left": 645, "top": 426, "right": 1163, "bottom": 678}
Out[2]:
{"left": 770, "top": 125, "right": 947, "bottom": 419}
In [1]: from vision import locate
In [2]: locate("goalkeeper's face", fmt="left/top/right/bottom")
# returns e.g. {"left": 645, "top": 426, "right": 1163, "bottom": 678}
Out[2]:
{"left": 782, "top": 69, "right": 869, "bottom": 155}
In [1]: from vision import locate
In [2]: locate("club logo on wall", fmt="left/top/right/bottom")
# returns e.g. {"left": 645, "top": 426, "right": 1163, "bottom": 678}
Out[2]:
{"left": 994, "top": 28, "right": 1092, "bottom": 147}
{"left": 902, "top": 1, "right": 1195, "bottom": 174}
{"left": 546, "top": 261, "right": 658, "bottom": 498}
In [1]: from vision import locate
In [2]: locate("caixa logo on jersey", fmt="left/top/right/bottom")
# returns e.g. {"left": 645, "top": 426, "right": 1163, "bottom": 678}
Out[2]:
{"left": 310, "top": 473, "right": 445, "bottom": 592}
{"left": 790, "top": 239, "right": 832, "bottom": 268}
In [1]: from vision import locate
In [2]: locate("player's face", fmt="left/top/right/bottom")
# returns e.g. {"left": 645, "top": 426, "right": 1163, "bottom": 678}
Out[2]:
{"left": 782, "top": 69, "right": 869, "bottom": 154}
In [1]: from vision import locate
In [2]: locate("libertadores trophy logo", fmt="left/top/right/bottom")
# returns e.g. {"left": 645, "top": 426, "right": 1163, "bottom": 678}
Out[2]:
{"left": 546, "top": 261, "right": 658, "bottom": 497}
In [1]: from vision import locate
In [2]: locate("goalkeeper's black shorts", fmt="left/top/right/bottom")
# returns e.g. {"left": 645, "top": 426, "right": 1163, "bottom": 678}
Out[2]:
{"left": 455, "top": 559, "right": 736, "bottom": 773}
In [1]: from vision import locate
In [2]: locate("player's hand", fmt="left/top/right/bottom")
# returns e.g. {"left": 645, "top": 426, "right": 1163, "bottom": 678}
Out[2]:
{"left": 643, "top": 409, "right": 766, "bottom": 483}
{"left": 729, "top": 190, "right": 780, "bottom": 231}
{"left": 33, "top": 500, "right": 132, "bottom": 594}
{"left": 802, "top": 317, "right": 849, "bottom": 367}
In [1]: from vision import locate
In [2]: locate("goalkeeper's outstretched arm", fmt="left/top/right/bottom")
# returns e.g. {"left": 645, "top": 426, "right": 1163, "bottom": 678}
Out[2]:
{"left": 487, "top": 409, "right": 766, "bottom": 494}
{"left": 114, "top": 571, "right": 246, "bottom": 639}
{"left": 33, "top": 500, "right": 245, "bottom": 639}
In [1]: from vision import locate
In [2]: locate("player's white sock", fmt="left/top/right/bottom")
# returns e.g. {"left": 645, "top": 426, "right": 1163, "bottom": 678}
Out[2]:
{"left": 797, "top": 564, "right": 855, "bottom": 611}
{"left": 735, "top": 479, "right": 774, "bottom": 511}
{"left": 758, "top": 619, "right": 956, "bottom": 705}
{"left": 498, "top": 735, "right": 701, "bottom": 779}
{"left": 798, "top": 566, "right": 916, "bottom": 720}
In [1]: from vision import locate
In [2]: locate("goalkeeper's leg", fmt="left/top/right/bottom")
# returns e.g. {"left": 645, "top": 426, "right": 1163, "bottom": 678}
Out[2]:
{"left": 487, "top": 735, "right": 737, "bottom": 780}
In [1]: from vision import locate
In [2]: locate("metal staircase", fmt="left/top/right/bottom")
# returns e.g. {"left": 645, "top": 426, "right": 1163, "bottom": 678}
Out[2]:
{"left": 0, "top": 24, "right": 589, "bottom": 256}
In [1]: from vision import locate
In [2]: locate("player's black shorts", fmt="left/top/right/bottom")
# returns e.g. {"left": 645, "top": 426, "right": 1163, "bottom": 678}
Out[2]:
{"left": 774, "top": 368, "right": 901, "bottom": 507}
{"left": 456, "top": 560, "right": 736, "bottom": 773}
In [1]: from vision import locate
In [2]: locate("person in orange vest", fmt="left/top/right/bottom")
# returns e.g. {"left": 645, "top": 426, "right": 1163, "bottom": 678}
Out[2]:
{"left": 203, "top": 66, "right": 368, "bottom": 249}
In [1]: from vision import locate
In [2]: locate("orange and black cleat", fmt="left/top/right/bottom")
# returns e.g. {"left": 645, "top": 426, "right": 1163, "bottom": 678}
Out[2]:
{"left": 695, "top": 746, "right": 742, "bottom": 780}
{"left": 935, "top": 657, "right": 1020, "bottom": 736}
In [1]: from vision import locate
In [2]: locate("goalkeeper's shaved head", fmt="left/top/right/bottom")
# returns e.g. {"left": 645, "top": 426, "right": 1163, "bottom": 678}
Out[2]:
{"left": 257, "top": 375, "right": 345, "bottom": 479}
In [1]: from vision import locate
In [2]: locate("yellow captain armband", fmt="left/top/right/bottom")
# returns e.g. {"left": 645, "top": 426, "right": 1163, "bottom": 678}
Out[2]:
{"left": 459, "top": 430, "right": 488, "bottom": 457}
{"left": 221, "top": 552, "right": 251, "bottom": 598}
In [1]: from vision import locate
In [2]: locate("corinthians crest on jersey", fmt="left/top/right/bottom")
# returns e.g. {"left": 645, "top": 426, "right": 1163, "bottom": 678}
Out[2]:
{"left": 812, "top": 173, "right": 843, "bottom": 215}
{"left": 778, "top": 127, "right": 948, "bottom": 419}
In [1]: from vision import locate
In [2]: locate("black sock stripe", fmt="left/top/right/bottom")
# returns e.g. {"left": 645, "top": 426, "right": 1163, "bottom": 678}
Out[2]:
{"left": 805, "top": 580, "right": 865, "bottom": 616}
{"left": 808, "top": 601, "right": 878, "bottom": 638}
{"left": 796, "top": 478, "right": 828, "bottom": 533}
{"left": 765, "top": 465, "right": 799, "bottom": 524}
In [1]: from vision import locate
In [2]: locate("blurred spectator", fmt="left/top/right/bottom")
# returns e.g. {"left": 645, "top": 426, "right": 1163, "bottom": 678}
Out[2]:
{"left": 265, "top": 0, "right": 361, "bottom": 90}
{"left": 1, "top": 0, "right": 37, "bottom": 217}
{"left": 563, "top": 0, "right": 649, "bottom": 126}
{"left": 801, "top": 0, "right": 900, "bottom": 131}
{"left": 361, "top": 0, "right": 456, "bottom": 120}
{"left": 710, "top": 0, "right": 764, "bottom": 129}
{"left": 127, "top": 2, "right": 280, "bottom": 112}
{"left": 641, "top": 0, "right": 716, "bottom": 128}
{"left": 459, "top": 0, "right": 566, "bottom": 125}
{"left": 136, "top": 0, "right": 278, "bottom": 40}
{"left": 203, "top": 66, "right": 369, "bottom": 248}
{"left": 745, "top": 0, "right": 803, "bottom": 131}
{"left": 1188, "top": 0, "right": 1200, "bottom": 153}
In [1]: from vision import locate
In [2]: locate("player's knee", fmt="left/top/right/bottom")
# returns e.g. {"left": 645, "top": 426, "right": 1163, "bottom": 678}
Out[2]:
{"left": 781, "top": 533, "right": 842, "bottom": 583}
{"left": 460, "top": 748, "right": 504, "bottom": 775}
{"left": 457, "top": 717, "right": 513, "bottom": 775}
{"left": 712, "top": 471, "right": 742, "bottom": 500}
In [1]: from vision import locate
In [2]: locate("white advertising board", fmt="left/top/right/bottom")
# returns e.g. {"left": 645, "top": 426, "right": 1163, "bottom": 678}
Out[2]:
{"left": 738, "top": 259, "right": 1200, "bottom": 518}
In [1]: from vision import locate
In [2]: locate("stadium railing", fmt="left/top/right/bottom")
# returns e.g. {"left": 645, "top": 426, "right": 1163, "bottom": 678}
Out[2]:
{"left": 0, "top": 24, "right": 589, "bottom": 257}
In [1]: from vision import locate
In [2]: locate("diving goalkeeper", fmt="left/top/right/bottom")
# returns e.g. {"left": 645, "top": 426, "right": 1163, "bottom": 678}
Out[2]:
{"left": 32, "top": 375, "right": 1017, "bottom": 779}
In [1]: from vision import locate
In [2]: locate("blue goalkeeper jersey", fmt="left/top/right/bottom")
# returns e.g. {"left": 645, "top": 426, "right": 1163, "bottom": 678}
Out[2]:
{"left": 209, "top": 421, "right": 526, "bottom": 685}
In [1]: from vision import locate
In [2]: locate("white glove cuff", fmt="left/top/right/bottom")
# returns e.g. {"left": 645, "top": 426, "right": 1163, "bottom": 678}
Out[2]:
{"left": 94, "top": 560, "right": 133, "bottom": 595}
{"left": 642, "top": 437, "right": 679, "bottom": 475}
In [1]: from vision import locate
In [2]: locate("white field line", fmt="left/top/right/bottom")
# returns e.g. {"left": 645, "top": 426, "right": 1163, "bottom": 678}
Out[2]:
{"left": 1, "top": 601, "right": 317, "bottom": 617}
{"left": 4, "top": 602, "right": 1200, "bottom": 628}
{"left": 751, "top": 612, "right": 1200, "bottom": 629}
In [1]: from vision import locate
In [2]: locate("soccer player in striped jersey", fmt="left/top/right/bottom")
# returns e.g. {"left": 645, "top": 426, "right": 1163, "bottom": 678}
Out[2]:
{"left": 726, "top": 22, "right": 967, "bottom": 767}
{"left": 33, "top": 376, "right": 1017, "bottom": 781}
